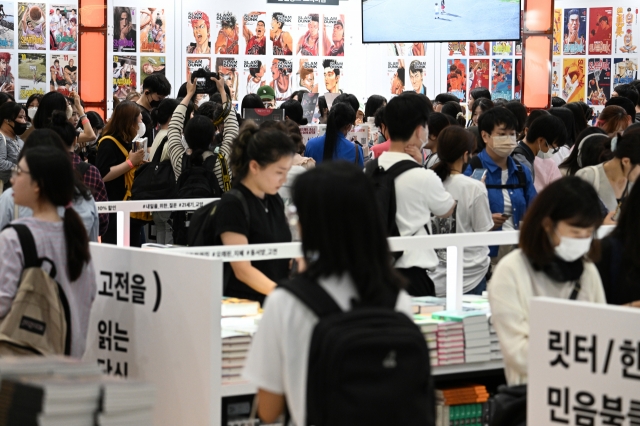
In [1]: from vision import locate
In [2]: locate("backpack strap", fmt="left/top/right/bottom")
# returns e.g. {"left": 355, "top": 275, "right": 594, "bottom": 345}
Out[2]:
{"left": 469, "top": 155, "right": 483, "bottom": 171}
{"left": 569, "top": 281, "right": 581, "bottom": 301}
{"left": 76, "top": 161, "right": 90, "bottom": 178}
{"left": 484, "top": 160, "right": 527, "bottom": 190}
{"left": 4, "top": 224, "right": 57, "bottom": 279}
{"left": 151, "top": 135, "right": 169, "bottom": 164}
{"left": 279, "top": 276, "right": 343, "bottom": 318}
{"left": 218, "top": 153, "right": 231, "bottom": 192}
{"left": 384, "top": 159, "right": 423, "bottom": 178}
{"left": 226, "top": 189, "right": 250, "bottom": 228}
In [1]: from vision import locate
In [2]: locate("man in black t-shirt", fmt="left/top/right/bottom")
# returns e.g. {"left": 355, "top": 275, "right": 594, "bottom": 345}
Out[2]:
{"left": 136, "top": 73, "right": 171, "bottom": 142}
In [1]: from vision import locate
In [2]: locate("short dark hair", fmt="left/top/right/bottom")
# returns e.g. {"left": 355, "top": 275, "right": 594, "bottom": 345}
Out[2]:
{"left": 409, "top": 60, "right": 424, "bottom": 75}
{"left": 86, "top": 111, "right": 104, "bottom": 130}
{"left": 525, "top": 115, "right": 568, "bottom": 148}
{"left": 396, "top": 67, "right": 405, "bottom": 85}
{"left": 477, "top": 107, "right": 517, "bottom": 137}
{"left": 241, "top": 93, "right": 264, "bottom": 111}
{"left": 432, "top": 126, "right": 474, "bottom": 181}
{"left": 385, "top": 92, "right": 431, "bottom": 142}
{"left": 551, "top": 96, "right": 567, "bottom": 107}
{"left": 428, "top": 112, "right": 451, "bottom": 139}
{"left": 523, "top": 109, "right": 550, "bottom": 131}
{"left": 374, "top": 105, "right": 386, "bottom": 128}
{"left": 613, "top": 83, "right": 640, "bottom": 107}
{"left": 142, "top": 73, "right": 171, "bottom": 96}
{"left": 549, "top": 107, "right": 577, "bottom": 147}
{"left": 612, "top": 131, "right": 640, "bottom": 164}
{"left": 434, "top": 93, "right": 459, "bottom": 105}
{"left": 606, "top": 96, "right": 636, "bottom": 120}
{"left": 520, "top": 177, "right": 602, "bottom": 267}
{"left": 364, "top": 95, "right": 386, "bottom": 121}
{"left": 504, "top": 100, "right": 528, "bottom": 134}
{"left": 322, "top": 59, "right": 340, "bottom": 76}
{"left": 630, "top": 80, "right": 640, "bottom": 106}
{"left": 150, "top": 97, "right": 179, "bottom": 127}
{"left": 470, "top": 87, "right": 491, "bottom": 101}
{"left": 333, "top": 93, "right": 359, "bottom": 116}
{"left": 280, "top": 99, "right": 307, "bottom": 125}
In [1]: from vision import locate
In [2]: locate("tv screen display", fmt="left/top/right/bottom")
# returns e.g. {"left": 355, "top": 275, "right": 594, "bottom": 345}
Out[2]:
{"left": 362, "top": 0, "right": 521, "bottom": 43}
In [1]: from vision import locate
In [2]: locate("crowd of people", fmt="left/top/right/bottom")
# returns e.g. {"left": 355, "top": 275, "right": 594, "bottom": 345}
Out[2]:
{"left": 0, "top": 70, "right": 639, "bottom": 423}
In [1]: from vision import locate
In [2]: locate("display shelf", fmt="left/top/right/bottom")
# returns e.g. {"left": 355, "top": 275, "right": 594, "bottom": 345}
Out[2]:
{"left": 432, "top": 360, "right": 504, "bottom": 376}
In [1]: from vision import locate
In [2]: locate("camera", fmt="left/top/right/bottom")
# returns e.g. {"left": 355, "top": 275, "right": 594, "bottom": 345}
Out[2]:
{"left": 190, "top": 68, "right": 219, "bottom": 95}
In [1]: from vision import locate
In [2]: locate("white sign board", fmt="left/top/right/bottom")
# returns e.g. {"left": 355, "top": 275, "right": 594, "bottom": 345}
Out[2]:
{"left": 528, "top": 297, "right": 640, "bottom": 425}
{"left": 84, "top": 243, "right": 223, "bottom": 425}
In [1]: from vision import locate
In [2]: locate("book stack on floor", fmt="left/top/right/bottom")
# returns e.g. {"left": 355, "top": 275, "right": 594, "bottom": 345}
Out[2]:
{"left": 432, "top": 311, "right": 491, "bottom": 364}
{"left": 221, "top": 298, "right": 262, "bottom": 384}
{"left": 488, "top": 314, "right": 503, "bottom": 361}
{"left": 435, "top": 384, "right": 490, "bottom": 426}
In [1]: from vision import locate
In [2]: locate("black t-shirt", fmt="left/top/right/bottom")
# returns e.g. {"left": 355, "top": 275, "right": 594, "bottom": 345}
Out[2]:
{"left": 138, "top": 105, "right": 154, "bottom": 143}
{"left": 596, "top": 235, "right": 640, "bottom": 305}
{"left": 214, "top": 183, "right": 292, "bottom": 304}
{"left": 96, "top": 137, "right": 129, "bottom": 202}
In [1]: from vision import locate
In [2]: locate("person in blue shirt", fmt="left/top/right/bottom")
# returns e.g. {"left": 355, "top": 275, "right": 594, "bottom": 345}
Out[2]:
{"left": 464, "top": 107, "right": 537, "bottom": 259}
{"left": 304, "top": 102, "right": 364, "bottom": 167}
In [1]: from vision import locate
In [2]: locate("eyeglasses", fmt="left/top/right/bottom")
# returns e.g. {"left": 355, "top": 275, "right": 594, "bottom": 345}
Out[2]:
{"left": 11, "top": 165, "right": 30, "bottom": 177}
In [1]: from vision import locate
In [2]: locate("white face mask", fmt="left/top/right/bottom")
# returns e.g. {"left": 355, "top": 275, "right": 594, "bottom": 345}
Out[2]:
{"left": 419, "top": 125, "right": 429, "bottom": 149}
{"left": 492, "top": 135, "right": 517, "bottom": 157}
{"left": 554, "top": 234, "right": 593, "bottom": 262}
{"left": 66, "top": 105, "right": 73, "bottom": 120}
{"left": 27, "top": 107, "right": 38, "bottom": 119}
{"left": 136, "top": 122, "right": 146, "bottom": 139}
{"left": 537, "top": 141, "right": 554, "bottom": 159}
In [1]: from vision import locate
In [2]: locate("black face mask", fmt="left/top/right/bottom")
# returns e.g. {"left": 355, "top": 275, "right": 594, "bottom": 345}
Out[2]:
{"left": 11, "top": 121, "right": 28, "bottom": 136}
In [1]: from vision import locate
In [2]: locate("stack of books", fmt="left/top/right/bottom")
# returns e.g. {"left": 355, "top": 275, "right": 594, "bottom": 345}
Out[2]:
{"left": 435, "top": 384, "right": 490, "bottom": 426}
{"left": 96, "top": 379, "right": 156, "bottom": 426}
{"left": 413, "top": 315, "right": 439, "bottom": 365}
{"left": 434, "top": 321, "right": 465, "bottom": 366}
{"left": 432, "top": 311, "right": 491, "bottom": 364}
{"left": 412, "top": 296, "right": 446, "bottom": 315}
{"left": 221, "top": 298, "right": 262, "bottom": 384}
{"left": 221, "top": 298, "right": 260, "bottom": 318}
{"left": 488, "top": 314, "right": 503, "bottom": 361}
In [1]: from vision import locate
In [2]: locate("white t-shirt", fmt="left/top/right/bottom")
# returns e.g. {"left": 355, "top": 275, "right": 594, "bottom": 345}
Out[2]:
{"left": 501, "top": 169, "right": 515, "bottom": 230}
{"left": 243, "top": 275, "right": 413, "bottom": 426}
{"left": 377, "top": 151, "right": 455, "bottom": 269}
{"left": 552, "top": 145, "right": 571, "bottom": 166}
{"left": 430, "top": 174, "right": 493, "bottom": 295}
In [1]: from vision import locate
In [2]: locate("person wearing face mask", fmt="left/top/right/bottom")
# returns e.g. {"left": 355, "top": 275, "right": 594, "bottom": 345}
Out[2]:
{"left": 0, "top": 102, "right": 28, "bottom": 192}
{"left": 25, "top": 93, "right": 41, "bottom": 122}
{"left": 575, "top": 132, "right": 640, "bottom": 217}
{"left": 67, "top": 93, "right": 96, "bottom": 150}
{"left": 512, "top": 115, "right": 567, "bottom": 183}
{"left": 489, "top": 177, "right": 606, "bottom": 385}
{"left": 464, "top": 107, "right": 537, "bottom": 262}
{"left": 136, "top": 74, "right": 172, "bottom": 144}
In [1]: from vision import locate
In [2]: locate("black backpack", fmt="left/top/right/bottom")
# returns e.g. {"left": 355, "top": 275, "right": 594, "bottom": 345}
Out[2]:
{"left": 187, "top": 189, "right": 249, "bottom": 247}
{"left": 130, "top": 136, "right": 178, "bottom": 201}
{"left": 280, "top": 275, "right": 435, "bottom": 426}
{"left": 469, "top": 156, "right": 526, "bottom": 190}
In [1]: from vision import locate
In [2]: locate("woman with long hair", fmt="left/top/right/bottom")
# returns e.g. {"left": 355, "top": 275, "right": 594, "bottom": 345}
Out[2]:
{"left": 304, "top": 102, "right": 362, "bottom": 166}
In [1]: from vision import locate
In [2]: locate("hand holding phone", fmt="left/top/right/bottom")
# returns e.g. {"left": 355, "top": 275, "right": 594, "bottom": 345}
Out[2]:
{"left": 471, "top": 168, "right": 487, "bottom": 181}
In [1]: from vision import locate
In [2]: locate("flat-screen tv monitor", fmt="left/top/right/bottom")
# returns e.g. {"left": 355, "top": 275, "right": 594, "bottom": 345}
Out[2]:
{"left": 362, "top": 0, "right": 521, "bottom": 43}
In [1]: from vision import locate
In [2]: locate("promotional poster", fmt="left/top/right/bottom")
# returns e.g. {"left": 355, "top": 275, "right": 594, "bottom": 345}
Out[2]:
{"left": 301, "top": 92, "right": 318, "bottom": 124}
{"left": 270, "top": 11, "right": 292, "bottom": 55}
{"left": 244, "top": 58, "right": 266, "bottom": 95}
{"left": 613, "top": 57, "right": 638, "bottom": 85}
{"left": 388, "top": 59, "right": 405, "bottom": 95}
{"left": 322, "top": 58, "right": 342, "bottom": 94}
{"left": 469, "top": 59, "right": 490, "bottom": 93}
{"left": 49, "top": 5, "right": 76, "bottom": 51}
{"left": 0, "top": 52, "right": 14, "bottom": 99}
{"left": 491, "top": 59, "right": 513, "bottom": 101}
{"left": 141, "top": 56, "right": 165, "bottom": 82}
{"left": 49, "top": 53, "right": 76, "bottom": 96}
{"left": 388, "top": 43, "right": 406, "bottom": 57}
{"left": 185, "top": 9, "right": 212, "bottom": 54}
{"left": 553, "top": 9, "right": 563, "bottom": 56}
{"left": 216, "top": 57, "right": 239, "bottom": 101}
{"left": 408, "top": 60, "right": 427, "bottom": 95}
{"left": 588, "top": 7, "right": 612, "bottom": 55}
{"left": 297, "top": 58, "right": 318, "bottom": 93}
{"left": 267, "top": 57, "right": 292, "bottom": 101}
{"left": 113, "top": 7, "right": 136, "bottom": 53}
{"left": 140, "top": 8, "right": 165, "bottom": 53}
{"left": 406, "top": 43, "right": 427, "bottom": 56}
{"left": 492, "top": 41, "right": 513, "bottom": 56}
{"left": 563, "top": 8, "right": 586, "bottom": 55}
{"left": 215, "top": 11, "right": 239, "bottom": 55}
{"left": 18, "top": 53, "right": 45, "bottom": 100}
{"left": 469, "top": 42, "right": 490, "bottom": 56}
{"left": 0, "top": 3, "right": 14, "bottom": 49}
{"left": 447, "top": 42, "right": 467, "bottom": 56}
{"left": 551, "top": 60, "right": 562, "bottom": 98}
{"left": 615, "top": 6, "right": 638, "bottom": 54}
{"left": 322, "top": 14, "right": 344, "bottom": 56}
{"left": 296, "top": 13, "right": 319, "bottom": 56}
{"left": 562, "top": 58, "right": 586, "bottom": 103}
{"left": 112, "top": 55, "right": 137, "bottom": 100}
{"left": 514, "top": 59, "right": 522, "bottom": 100}
{"left": 242, "top": 11, "right": 266, "bottom": 55}
{"left": 18, "top": 3, "right": 45, "bottom": 50}
{"left": 446, "top": 58, "right": 467, "bottom": 102}
{"left": 587, "top": 58, "right": 611, "bottom": 106}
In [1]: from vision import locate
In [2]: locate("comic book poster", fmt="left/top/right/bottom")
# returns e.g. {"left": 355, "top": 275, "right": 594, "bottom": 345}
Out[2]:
{"left": 408, "top": 60, "right": 427, "bottom": 95}
{"left": 514, "top": 59, "right": 522, "bottom": 100}
{"left": 112, "top": 55, "right": 137, "bottom": 101}
{"left": 388, "top": 59, "right": 405, "bottom": 95}
{"left": 515, "top": 13, "right": 523, "bottom": 56}
{"left": 563, "top": 8, "right": 586, "bottom": 55}
{"left": 141, "top": 56, "right": 165, "bottom": 84}
{"left": 185, "top": 9, "right": 212, "bottom": 54}
{"left": 296, "top": 13, "right": 319, "bottom": 56}
{"left": 214, "top": 11, "right": 239, "bottom": 54}
{"left": 18, "top": 3, "right": 45, "bottom": 50}
{"left": 269, "top": 12, "right": 292, "bottom": 55}
{"left": 322, "top": 58, "right": 342, "bottom": 94}
{"left": 140, "top": 8, "right": 165, "bottom": 53}
{"left": 613, "top": 58, "right": 639, "bottom": 85}
{"left": 244, "top": 58, "right": 266, "bottom": 95}
{"left": 49, "top": 53, "right": 76, "bottom": 96}
{"left": 553, "top": 9, "right": 563, "bottom": 56}
{"left": 0, "top": 3, "right": 15, "bottom": 49}
{"left": 113, "top": 7, "right": 136, "bottom": 52}
{"left": 297, "top": 58, "right": 318, "bottom": 93}
{"left": 469, "top": 42, "right": 490, "bottom": 56}
{"left": 49, "top": 5, "right": 76, "bottom": 51}
{"left": 18, "top": 53, "right": 45, "bottom": 100}
{"left": 186, "top": 57, "right": 211, "bottom": 104}
{"left": 562, "top": 58, "right": 586, "bottom": 103}
{"left": 587, "top": 58, "right": 611, "bottom": 107}
{"left": 322, "top": 14, "right": 344, "bottom": 56}
{"left": 407, "top": 43, "right": 427, "bottom": 56}
{"left": 242, "top": 12, "right": 266, "bottom": 55}
{"left": 588, "top": 7, "right": 612, "bottom": 55}
{"left": 216, "top": 57, "right": 239, "bottom": 101}
{"left": 491, "top": 59, "right": 513, "bottom": 101}
{"left": 301, "top": 92, "right": 318, "bottom": 124}
{"left": 447, "top": 42, "right": 467, "bottom": 56}
{"left": 446, "top": 58, "right": 467, "bottom": 102}
{"left": 614, "top": 7, "right": 638, "bottom": 54}
{"left": 492, "top": 42, "right": 513, "bottom": 56}
{"left": 551, "top": 60, "right": 562, "bottom": 98}
{"left": 387, "top": 43, "right": 406, "bottom": 56}
{"left": 0, "top": 53, "right": 15, "bottom": 98}
{"left": 468, "top": 59, "right": 489, "bottom": 92}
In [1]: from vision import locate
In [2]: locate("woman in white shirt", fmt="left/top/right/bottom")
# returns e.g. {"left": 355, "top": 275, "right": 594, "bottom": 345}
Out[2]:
{"left": 489, "top": 177, "right": 606, "bottom": 386}
{"left": 243, "top": 162, "right": 428, "bottom": 425}
{"left": 429, "top": 126, "right": 493, "bottom": 296}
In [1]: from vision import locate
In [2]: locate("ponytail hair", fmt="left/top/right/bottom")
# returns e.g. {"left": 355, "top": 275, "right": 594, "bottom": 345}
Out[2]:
{"left": 431, "top": 126, "right": 474, "bottom": 182}
{"left": 441, "top": 101, "right": 465, "bottom": 126}
{"left": 23, "top": 146, "right": 90, "bottom": 281}
{"left": 323, "top": 102, "right": 356, "bottom": 162}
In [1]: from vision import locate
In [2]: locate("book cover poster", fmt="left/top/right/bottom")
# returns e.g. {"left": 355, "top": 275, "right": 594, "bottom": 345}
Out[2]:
{"left": 269, "top": 12, "right": 292, "bottom": 55}
{"left": 447, "top": 42, "right": 466, "bottom": 56}
{"left": 563, "top": 8, "right": 586, "bottom": 55}
{"left": 296, "top": 13, "right": 319, "bottom": 56}
{"left": 469, "top": 42, "right": 490, "bottom": 56}
{"left": 49, "top": 5, "right": 76, "bottom": 51}
{"left": 140, "top": 8, "right": 165, "bottom": 53}
{"left": 492, "top": 41, "right": 513, "bottom": 56}
{"left": 113, "top": 7, "right": 136, "bottom": 52}
{"left": 553, "top": 9, "right": 563, "bottom": 56}
{"left": 112, "top": 55, "right": 137, "bottom": 100}
{"left": 446, "top": 58, "right": 467, "bottom": 102}
{"left": 18, "top": 53, "right": 45, "bottom": 100}
{"left": 407, "top": 43, "right": 427, "bottom": 56}
{"left": 0, "top": 53, "right": 15, "bottom": 98}
{"left": 18, "top": 3, "right": 45, "bottom": 50}
{"left": 215, "top": 11, "right": 239, "bottom": 54}
{"left": 562, "top": 58, "right": 585, "bottom": 103}
{"left": 408, "top": 60, "right": 427, "bottom": 95}
{"left": 551, "top": 60, "right": 562, "bottom": 98}
{"left": 49, "top": 53, "right": 77, "bottom": 96}
{"left": 322, "top": 14, "right": 344, "bottom": 56}
{"left": 297, "top": 58, "right": 318, "bottom": 93}
{"left": 387, "top": 43, "right": 406, "bottom": 56}
{"left": 141, "top": 56, "right": 165, "bottom": 82}
{"left": 514, "top": 59, "right": 522, "bottom": 100}
{"left": 388, "top": 59, "right": 405, "bottom": 95}
{"left": 187, "top": 57, "right": 211, "bottom": 104}
{"left": 322, "top": 58, "right": 342, "bottom": 94}
{"left": 587, "top": 58, "right": 611, "bottom": 106}
{"left": 588, "top": 7, "right": 612, "bottom": 55}
{"left": 301, "top": 92, "right": 318, "bottom": 124}
{"left": 491, "top": 59, "right": 513, "bottom": 101}
{"left": 614, "top": 7, "right": 638, "bottom": 54}
{"left": 242, "top": 12, "right": 266, "bottom": 55}
{"left": 469, "top": 59, "right": 489, "bottom": 92}
{"left": 185, "top": 9, "right": 212, "bottom": 54}
{"left": 244, "top": 59, "right": 266, "bottom": 95}
{"left": 0, "top": 3, "right": 14, "bottom": 49}
{"left": 613, "top": 58, "right": 638, "bottom": 85}
{"left": 216, "top": 57, "right": 239, "bottom": 101}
